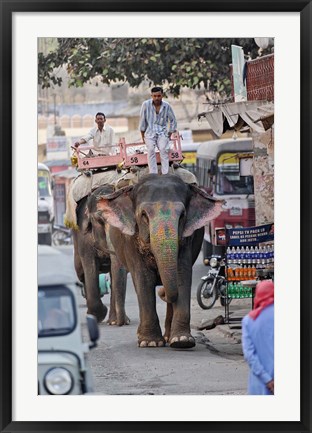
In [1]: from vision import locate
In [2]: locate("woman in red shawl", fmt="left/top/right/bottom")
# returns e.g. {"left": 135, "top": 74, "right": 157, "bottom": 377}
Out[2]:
{"left": 242, "top": 280, "right": 274, "bottom": 395}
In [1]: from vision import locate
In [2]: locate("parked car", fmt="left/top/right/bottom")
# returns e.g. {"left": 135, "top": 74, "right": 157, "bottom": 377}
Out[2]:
{"left": 38, "top": 245, "right": 99, "bottom": 395}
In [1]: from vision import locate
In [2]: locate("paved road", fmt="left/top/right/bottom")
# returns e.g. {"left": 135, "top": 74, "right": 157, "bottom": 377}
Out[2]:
{"left": 59, "top": 245, "right": 250, "bottom": 395}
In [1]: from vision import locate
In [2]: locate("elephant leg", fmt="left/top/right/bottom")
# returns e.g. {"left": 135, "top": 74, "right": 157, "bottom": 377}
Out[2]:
{"left": 107, "top": 256, "right": 129, "bottom": 326}
{"left": 81, "top": 255, "right": 107, "bottom": 323}
{"left": 132, "top": 273, "right": 165, "bottom": 348}
{"left": 169, "top": 254, "right": 195, "bottom": 349}
{"left": 74, "top": 247, "right": 84, "bottom": 285}
{"left": 169, "top": 296, "right": 195, "bottom": 349}
{"left": 159, "top": 285, "right": 193, "bottom": 348}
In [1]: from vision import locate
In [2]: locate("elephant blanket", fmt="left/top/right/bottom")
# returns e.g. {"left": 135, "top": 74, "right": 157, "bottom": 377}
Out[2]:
{"left": 65, "top": 166, "right": 198, "bottom": 229}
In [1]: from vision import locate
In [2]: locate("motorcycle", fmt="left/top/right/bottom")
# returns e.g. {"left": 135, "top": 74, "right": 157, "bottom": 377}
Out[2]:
{"left": 196, "top": 255, "right": 231, "bottom": 310}
{"left": 52, "top": 225, "right": 73, "bottom": 246}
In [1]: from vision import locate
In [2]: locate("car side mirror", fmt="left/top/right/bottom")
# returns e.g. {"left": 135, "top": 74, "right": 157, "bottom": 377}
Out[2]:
{"left": 86, "top": 314, "right": 99, "bottom": 349}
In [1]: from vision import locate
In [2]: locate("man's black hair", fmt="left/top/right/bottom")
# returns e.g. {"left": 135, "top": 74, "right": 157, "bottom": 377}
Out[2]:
{"left": 151, "top": 86, "right": 163, "bottom": 94}
{"left": 95, "top": 112, "right": 106, "bottom": 119}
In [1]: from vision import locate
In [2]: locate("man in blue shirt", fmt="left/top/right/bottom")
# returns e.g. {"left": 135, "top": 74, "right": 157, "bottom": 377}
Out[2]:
{"left": 242, "top": 280, "right": 274, "bottom": 395}
{"left": 139, "top": 87, "right": 177, "bottom": 174}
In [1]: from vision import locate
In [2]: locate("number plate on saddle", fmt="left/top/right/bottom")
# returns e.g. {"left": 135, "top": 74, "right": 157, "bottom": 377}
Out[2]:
{"left": 120, "top": 133, "right": 183, "bottom": 168}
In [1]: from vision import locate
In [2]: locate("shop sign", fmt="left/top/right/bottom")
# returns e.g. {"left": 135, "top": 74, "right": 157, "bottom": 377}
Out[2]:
{"left": 47, "top": 137, "right": 68, "bottom": 152}
{"left": 226, "top": 223, "right": 274, "bottom": 246}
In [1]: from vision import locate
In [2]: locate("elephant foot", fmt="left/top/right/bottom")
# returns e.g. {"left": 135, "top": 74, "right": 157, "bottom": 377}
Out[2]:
{"left": 169, "top": 335, "right": 195, "bottom": 349}
{"left": 138, "top": 338, "right": 165, "bottom": 348}
{"left": 107, "top": 315, "right": 130, "bottom": 326}
{"left": 88, "top": 303, "right": 108, "bottom": 323}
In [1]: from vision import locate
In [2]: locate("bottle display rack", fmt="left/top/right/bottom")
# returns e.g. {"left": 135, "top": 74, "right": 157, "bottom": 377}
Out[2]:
{"left": 224, "top": 244, "right": 274, "bottom": 323}
{"left": 226, "top": 244, "right": 274, "bottom": 283}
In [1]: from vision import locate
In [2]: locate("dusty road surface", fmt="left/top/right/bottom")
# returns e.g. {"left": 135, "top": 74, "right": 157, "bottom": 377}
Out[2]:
{"left": 60, "top": 245, "right": 252, "bottom": 396}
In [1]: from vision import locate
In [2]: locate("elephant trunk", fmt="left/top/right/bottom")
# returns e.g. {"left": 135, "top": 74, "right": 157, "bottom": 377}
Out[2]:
{"left": 149, "top": 206, "right": 182, "bottom": 303}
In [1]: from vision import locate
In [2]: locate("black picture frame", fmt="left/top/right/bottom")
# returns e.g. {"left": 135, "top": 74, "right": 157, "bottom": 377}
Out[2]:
{"left": 1, "top": 1, "right": 311, "bottom": 432}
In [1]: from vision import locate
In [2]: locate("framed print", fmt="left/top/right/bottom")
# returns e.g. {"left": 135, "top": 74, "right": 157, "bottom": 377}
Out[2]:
{"left": 1, "top": 0, "right": 311, "bottom": 432}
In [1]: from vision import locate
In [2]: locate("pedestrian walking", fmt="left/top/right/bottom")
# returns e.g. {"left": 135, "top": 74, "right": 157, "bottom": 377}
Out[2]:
{"left": 139, "top": 86, "right": 177, "bottom": 174}
{"left": 242, "top": 280, "right": 274, "bottom": 395}
{"left": 74, "top": 112, "right": 116, "bottom": 155}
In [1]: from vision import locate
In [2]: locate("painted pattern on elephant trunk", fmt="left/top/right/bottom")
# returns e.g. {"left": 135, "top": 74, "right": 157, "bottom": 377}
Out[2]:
{"left": 147, "top": 202, "right": 184, "bottom": 303}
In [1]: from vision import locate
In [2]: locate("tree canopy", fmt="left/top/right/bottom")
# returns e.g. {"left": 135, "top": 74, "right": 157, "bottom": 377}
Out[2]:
{"left": 38, "top": 38, "right": 259, "bottom": 97}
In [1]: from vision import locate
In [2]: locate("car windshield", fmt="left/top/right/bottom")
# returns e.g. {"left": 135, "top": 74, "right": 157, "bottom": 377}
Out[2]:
{"left": 38, "top": 170, "right": 52, "bottom": 197}
{"left": 216, "top": 153, "right": 254, "bottom": 195}
{"left": 38, "top": 286, "right": 76, "bottom": 337}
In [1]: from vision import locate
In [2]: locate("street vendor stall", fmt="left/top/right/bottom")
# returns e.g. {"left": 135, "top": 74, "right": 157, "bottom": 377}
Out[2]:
{"left": 224, "top": 223, "right": 274, "bottom": 323}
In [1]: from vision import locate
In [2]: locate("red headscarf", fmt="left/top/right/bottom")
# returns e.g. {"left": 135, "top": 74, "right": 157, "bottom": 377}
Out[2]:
{"left": 249, "top": 280, "right": 274, "bottom": 320}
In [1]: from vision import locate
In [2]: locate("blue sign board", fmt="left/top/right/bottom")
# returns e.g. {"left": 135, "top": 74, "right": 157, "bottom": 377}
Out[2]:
{"left": 226, "top": 223, "right": 274, "bottom": 246}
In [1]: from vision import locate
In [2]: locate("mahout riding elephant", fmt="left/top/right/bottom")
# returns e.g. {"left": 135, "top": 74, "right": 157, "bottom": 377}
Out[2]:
{"left": 72, "top": 184, "right": 129, "bottom": 325}
{"left": 90, "top": 174, "right": 223, "bottom": 348}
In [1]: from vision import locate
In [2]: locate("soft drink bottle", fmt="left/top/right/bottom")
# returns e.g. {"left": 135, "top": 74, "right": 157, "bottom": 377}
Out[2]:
{"left": 258, "top": 246, "right": 263, "bottom": 268}
{"left": 245, "top": 246, "right": 250, "bottom": 264}
{"left": 262, "top": 245, "right": 267, "bottom": 266}
{"left": 227, "top": 267, "right": 233, "bottom": 281}
{"left": 236, "top": 247, "right": 241, "bottom": 264}
{"left": 254, "top": 246, "right": 259, "bottom": 266}
{"left": 252, "top": 266, "right": 257, "bottom": 279}
{"left": 267, "top": 245, "right": 272, "bottom": 263}
{"left": 231, "top": 246, "right": 236, "bottom": 263}
{"left": 226, "top": 246, "right": 232, "bottom": 264}
{"left": 234, "top": 283, "right": 239, "bottom": 298}
{"left": 227, "top": 282, "right": 232, "bottom": 298}
{"left": 249, "top": 246, "right": 254, "bottom": 265}
{"left": 241, "top": 246, "right": 246, "bottom": 264}
{"left": 239, "top": 283, "right": 243, "bottom": 299}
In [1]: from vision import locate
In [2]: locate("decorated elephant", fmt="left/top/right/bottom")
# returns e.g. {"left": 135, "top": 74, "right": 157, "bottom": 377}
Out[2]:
{"left": 74, "top": 190, "right": 129, "bottom": 325}
{"left": 65, "top": 172, "right": 129, "bottom": 325}
{"left": 90, "top": 174, "right": 223, "bottom": 348}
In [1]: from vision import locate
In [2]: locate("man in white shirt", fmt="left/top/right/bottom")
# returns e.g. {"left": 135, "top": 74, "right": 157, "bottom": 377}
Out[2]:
{"left": 74, "top": 112, "right": 116, "bottom": 155}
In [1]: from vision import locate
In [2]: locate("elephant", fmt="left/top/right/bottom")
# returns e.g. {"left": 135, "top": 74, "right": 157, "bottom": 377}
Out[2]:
{"left": 72, "top": 184, "right": 129, "bottom": 325}
{"left": 89, "top": 174, "right": 223, "bottom": 348}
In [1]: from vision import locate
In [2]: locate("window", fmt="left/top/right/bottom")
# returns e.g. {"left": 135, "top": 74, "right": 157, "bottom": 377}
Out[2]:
{"left": 216, "top": 153, "right": 254, "bottom": 195}
{"left": 38, "top": 170, "right": 52, "bottom": 197}
{"left": 38, "top": 286, "right": 76, "bottom": 336}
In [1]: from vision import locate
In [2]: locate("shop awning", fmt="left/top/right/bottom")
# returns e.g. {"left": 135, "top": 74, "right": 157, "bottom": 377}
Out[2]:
{"left": 198, "top": 100, "right": 274, "bottom": 137}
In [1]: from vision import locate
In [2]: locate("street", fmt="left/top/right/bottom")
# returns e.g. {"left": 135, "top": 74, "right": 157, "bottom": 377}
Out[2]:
{"left": 59, "top": 245, "right": 250, "bottom": 395}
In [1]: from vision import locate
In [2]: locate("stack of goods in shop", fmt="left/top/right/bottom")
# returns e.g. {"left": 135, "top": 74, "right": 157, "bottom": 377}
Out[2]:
{"left": 227, "top": 282, "right": 253, "bottom": 299}
{"left": 226, "top": 244, "right": 274, "bottom": 282}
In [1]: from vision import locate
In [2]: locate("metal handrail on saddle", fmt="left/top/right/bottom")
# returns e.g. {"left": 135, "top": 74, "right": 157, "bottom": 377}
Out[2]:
{"left": 70, "top": 132, "right": 183, "bottom": 172}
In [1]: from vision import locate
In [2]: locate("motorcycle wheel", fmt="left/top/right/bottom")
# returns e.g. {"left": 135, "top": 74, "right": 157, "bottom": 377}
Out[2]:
{"left": 196, "top": 277, "right": 218, "bottom": 310}
{"left": 52, "top": 230, "right": 72, "bottom": 246}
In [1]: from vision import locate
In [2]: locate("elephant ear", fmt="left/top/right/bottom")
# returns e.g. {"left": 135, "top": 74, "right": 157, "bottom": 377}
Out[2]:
{"left": 183, "top": 184, "right": 224, "bottom": 238}
{"left": 96, "top": 186, "right": 136, "bottom": 236}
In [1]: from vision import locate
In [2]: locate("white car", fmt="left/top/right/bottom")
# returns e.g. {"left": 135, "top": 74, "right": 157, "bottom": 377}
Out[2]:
{"left": 38, "top": 245, "right": 99, "bottom": 395}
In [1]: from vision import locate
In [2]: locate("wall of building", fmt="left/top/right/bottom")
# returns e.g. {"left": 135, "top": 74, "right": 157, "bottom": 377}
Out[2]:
{"left": 252, "top": 127, "right": 274, "bottom": 225}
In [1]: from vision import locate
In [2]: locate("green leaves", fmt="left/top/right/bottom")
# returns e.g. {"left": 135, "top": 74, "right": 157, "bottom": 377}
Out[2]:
{"left": 38, "top": 37, "right": 259, "bottom": 96}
